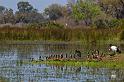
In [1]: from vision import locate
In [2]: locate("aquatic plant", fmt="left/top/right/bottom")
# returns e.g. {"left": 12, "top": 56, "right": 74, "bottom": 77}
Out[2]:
{"left": 0, "top": 27, "right": 122, "bottom": 42}
{"left": 35, "top": 60, "right": 124, "bottom": 69}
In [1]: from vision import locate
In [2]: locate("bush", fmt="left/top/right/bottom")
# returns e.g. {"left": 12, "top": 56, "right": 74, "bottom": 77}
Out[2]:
{"left": 27, "top": 23, "right": 43, "bottom": 29}
{"left": 46, "top": 22, "right": 64, "bottom": 29}
{"left": 26, "top": 22, "right": 64, "bottom": 29}
{"left": 108, "top": 19, "right": 120, "bottom": 28}
{"left": 94, "top": 19, "right": 107, "bottom": 28}
{"left": 119, "top": 19, "right": 124, "bottom": 28}
{"left": 94, "top": 19, "right": 120, "bottom": 28}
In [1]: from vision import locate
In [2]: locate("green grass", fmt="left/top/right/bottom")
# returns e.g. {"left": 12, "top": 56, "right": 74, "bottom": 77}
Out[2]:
{"left": 30, "top": 60, "right": 124, "bottom": 69}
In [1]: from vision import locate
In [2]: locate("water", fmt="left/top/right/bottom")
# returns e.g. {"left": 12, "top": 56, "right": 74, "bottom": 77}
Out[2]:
{"left": 0, "top": 42, "right": 124, "bottom": 82}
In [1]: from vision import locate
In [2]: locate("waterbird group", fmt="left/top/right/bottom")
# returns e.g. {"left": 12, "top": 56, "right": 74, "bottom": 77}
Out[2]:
{"left": 43, "top": 49, "right": 107, "bottom": 61}
{"left": 45, "top": 50, "right": 82, "bottom": 61}
{"left": 30, "top": 44, "right": 121, "bottom": 62}
{"left": 87, "top": 50, "right": 105, "bottom": 61}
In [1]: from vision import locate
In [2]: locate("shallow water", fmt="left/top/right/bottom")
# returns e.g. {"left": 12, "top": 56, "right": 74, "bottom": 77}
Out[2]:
{"left": 0, "top": 42, "right": 124, "bottom": 82}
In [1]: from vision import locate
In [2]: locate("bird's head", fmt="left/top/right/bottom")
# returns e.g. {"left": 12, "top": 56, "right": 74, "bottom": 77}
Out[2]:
{"left": 109, "top": 44, "right": 112, "bottom": 47}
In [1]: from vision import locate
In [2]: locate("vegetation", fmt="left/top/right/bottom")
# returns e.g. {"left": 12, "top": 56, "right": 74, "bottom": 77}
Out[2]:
{"left": 0, "top": 0, "right": 124, "bottom": 41}
{"left": 0, "top": 1, "right": 124, "bottom": 81}
{"left": 0, "top": 0, "right": 124, "bottom": 28}
{"left": 0, "top": 27, "right": 122, "bottom": 42}
{"left": 72, "top": 1, "right": 102, "bottom": 26}
{"left": 44, "top": 4, "right": 64, "bottom": 20}
{"left": 41, "top": 61, "right": 124, "bottom": 69}
{"left": 30, "top": 54, "right": 124, "bottom": 69}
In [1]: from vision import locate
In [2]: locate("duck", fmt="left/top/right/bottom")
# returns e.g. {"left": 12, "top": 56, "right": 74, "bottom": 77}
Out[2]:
{"left": 109, "top": 44, "right": 121, "bottom": 55}
{"left": 75, "top": 50, "right": 81, "bottom": 58}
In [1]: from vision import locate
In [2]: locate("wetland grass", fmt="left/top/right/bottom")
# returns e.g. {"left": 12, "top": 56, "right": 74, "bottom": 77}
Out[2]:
{"left": 31, "top": 54, "right": 124, "bottom": 69}
{"left": 0, "top": 27, "right": 122, "bottom": 42}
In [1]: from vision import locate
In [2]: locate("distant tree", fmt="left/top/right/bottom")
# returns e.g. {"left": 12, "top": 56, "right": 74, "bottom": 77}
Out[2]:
{"left": 0, "top": 6, "right": 15, "bottom": 24}
{"left": 15, "top": 1, "right": 44, "bottom": 23}
{"left": 15, "top": 1, "right": 34, "bottom": 23}
{"left": 44, "top": 4, "right": 63, "bottom": 20}
{"left": 72, "top": 1, "right": 102, "bottom": 26}
{"left": 17, "top": 1, "right": 34, "bottom": 13}
{"left": 100, "top": 0, "right": 124, "bottom": 19}
{"left": 0, "top": 6, "right": 6, "bottom": 24}
{"left": 3, "top": 9, "right": 15, "bottom": 24}
{"left": 15, "top": 11, "right": 27, "bottom": 23}
{"left": 27, "top": 9, "right": 45, "bottom": 23}
{"left": 0, "top": 6, "right": 5, "bottom": 13}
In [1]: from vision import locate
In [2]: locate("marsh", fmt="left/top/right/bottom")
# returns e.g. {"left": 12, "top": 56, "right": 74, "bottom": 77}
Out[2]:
{"left": 0, "top": 42, "right": 124, "bottom": 82}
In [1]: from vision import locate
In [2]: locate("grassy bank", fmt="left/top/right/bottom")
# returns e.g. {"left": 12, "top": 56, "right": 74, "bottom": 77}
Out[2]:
{"left": 41, "top": 61, "right": 124, "bottom": 69}
{"left": 31, "top": 60, "right": 124, "bottom": 69}
{"left": 31, "top": 54, "right": 124, "bottom": 69}
{"left": 0, "top": 27, "right": 122, "bottom": 42}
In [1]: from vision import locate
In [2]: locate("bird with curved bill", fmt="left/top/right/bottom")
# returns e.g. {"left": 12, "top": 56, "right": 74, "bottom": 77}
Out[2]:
{"left": 109, "top": 44, "right": 121, "bottom": 56}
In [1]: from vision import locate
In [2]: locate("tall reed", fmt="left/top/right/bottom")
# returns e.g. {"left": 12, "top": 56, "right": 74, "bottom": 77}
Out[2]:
{"left": 0, "top": 26, "right": 122, "bottom": 42}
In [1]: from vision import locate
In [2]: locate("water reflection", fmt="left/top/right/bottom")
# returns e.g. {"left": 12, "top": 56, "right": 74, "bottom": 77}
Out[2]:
{"left": 0, "top": 43, "right": 123, "bottom": 82}
{"left": 1, "top": 64, "right": 124, "bottom": 82}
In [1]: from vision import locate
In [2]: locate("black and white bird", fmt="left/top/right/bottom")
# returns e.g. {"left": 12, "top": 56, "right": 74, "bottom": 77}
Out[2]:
{"left": 109, "top": 44, "right": 121, "bottom": 55}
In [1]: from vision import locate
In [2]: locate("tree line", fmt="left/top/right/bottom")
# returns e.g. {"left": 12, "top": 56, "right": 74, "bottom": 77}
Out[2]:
{"left": 0, "top": 0, "right": 124, "bottom": 28}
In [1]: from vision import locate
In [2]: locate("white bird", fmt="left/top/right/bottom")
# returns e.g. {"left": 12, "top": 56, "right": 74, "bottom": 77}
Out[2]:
{"left": 111, "top": 71, "right": 116, "bottom": 79}
{"left": 109, "top": 44, "right": 121, "bottom": 55}
{"left": 111, "top": 74, "right": 116, "bottom": 79}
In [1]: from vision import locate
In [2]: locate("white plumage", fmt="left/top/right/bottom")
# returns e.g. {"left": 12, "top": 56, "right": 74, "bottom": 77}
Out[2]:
{"left": 111, "top": 74, "right": 116, "bottom": 79}
{"left": 111, "top": 71, "right": 116, "bottom": 79}
{"left": 109, "top": 44, "right": 121, "bottom": 54}
{"left": 110, "top": 46, "right": 118, "bottom": 52}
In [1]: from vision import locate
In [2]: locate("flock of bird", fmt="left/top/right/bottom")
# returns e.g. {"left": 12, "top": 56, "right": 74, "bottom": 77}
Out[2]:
{"left": 45, "top": 50, "right": 82, "bottom": 61}
{"left": 30, "top": 44, "right": 122, "bottom": 62}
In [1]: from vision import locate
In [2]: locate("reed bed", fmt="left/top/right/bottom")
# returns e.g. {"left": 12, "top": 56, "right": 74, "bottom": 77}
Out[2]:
{"left": 0, "top": 27, "right": 122, "bottom": 42}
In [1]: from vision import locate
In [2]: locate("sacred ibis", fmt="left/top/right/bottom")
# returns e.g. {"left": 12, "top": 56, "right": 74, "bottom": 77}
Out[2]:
{"left": 109, "top": 44, "right": 121, "bottom": 55}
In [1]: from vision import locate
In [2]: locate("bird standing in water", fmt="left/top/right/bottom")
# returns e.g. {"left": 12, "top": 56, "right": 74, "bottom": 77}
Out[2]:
{"left": 109, "top": 44, "right": 121, "bottom": 56}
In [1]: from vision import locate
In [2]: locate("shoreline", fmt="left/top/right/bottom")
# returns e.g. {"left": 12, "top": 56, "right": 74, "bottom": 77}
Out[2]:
{"left": 0, "top": 40, "right": 123, "bottom": 69}
{"left": 30, "top": 54, "right": 124, "bottom": 69}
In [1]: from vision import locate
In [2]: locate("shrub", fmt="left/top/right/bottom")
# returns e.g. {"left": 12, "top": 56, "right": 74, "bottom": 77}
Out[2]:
{"left": 94, "top": 19, "right": 107, "bottom": 28}
{"left": 119, "top": 19, "right": 124, "bottom": 28}
{"left": 108, "top": 19, "right": 120, "bottom": 28}
{"left": 46, "top": 22, "right": 64, "bottom": 29}
{"left": 94, "top": 19, "right": 120, "bottom": 28}
{"left": 26, "top": 22, "right": 64, "bottom": 29}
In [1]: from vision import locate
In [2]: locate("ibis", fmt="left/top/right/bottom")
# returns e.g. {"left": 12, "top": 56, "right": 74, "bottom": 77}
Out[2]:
{"left": 109, "top": 44, "right": 121, "bottom": 55}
